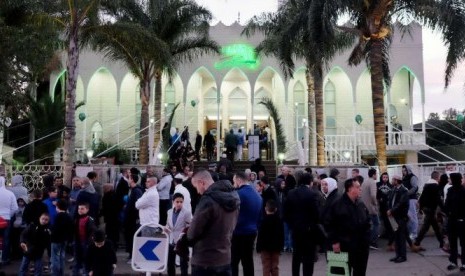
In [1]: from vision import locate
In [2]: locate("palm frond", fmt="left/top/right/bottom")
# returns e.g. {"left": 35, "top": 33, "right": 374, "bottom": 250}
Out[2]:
{"left": 258, "top": 98, "right": 287, "bottom": 154}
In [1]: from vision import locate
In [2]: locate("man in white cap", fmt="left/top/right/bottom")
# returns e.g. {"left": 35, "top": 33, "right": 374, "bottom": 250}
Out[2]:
{"left": 173, "top": 175, "right": 192, "bottom": 213}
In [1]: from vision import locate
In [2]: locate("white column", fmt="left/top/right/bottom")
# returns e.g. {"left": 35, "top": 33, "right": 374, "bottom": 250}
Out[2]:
{"left": 216, "top": 89, "right": 221, "bottom": 161}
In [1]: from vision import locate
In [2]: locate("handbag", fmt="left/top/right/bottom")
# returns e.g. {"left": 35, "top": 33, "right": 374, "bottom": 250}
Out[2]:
{"left": 327, "top": 251, "right": 349, "bottom": 276}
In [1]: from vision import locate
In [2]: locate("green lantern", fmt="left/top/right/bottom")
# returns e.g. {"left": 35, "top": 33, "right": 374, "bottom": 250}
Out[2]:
{"left": 457, "top": 114, "right": 464, "bottom": 123}
{"left": 355, "top": 114, "right": 363, "bottom": 125}
{"left": 78, "top": 112, "right": 86, "bottom": 121}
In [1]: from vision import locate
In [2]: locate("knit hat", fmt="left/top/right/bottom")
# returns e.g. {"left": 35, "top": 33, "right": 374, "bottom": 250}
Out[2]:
{"left": 93, "top": 229, "right": 106, "bottom": 243}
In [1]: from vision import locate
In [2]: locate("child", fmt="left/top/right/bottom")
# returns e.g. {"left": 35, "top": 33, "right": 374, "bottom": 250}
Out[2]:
{"left": 51, "top": 199, "right": 74, "bottom": 276}
{"left": 86, "top": 229, "right": 117, "bottom": 276}
{"left": 43, "top": 186, "right": 58, "bottom": 225}
{"left": 18, "top": 212, "right": 51, "bottom": 276}
{"left": 23, "top": 189, "right": 48, "bottom": 226}
{"left": 11, "top": 196, "right": 27, "bottom": 259}
{"left": 256, "top": 200, "right": 284, "bottom": 276}
{"left": 73, "top": 202, "right": 97, "bottom": 276}
{"left": 165, "top": 193, "right": 192, "bottom": 276}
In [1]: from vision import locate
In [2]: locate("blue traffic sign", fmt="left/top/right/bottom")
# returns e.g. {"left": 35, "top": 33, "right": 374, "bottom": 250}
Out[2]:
{"left": 139, "top": 240, "right": 161, "bottom": 261}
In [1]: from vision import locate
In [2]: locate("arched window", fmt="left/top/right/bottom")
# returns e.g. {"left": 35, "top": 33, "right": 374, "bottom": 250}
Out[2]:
{"left": 228, "top": 87, "right": 247, "bottom": 118}
{"left": 165, "top": 83, "right": 176, "bottom": 121}
{"left": 91, "top": 122, "right": 103, "bottom": 147}
{"left": 324, "top": 80, "right": 336, "bottom": 135}
{"left": 293, "top": 82, "right": 305, "bottom": 141}
{"left": 203, "top": 88, "right": 218, "bottom": 118}
{"left": 254, "top": 88, "right": 271, "bottom": 120}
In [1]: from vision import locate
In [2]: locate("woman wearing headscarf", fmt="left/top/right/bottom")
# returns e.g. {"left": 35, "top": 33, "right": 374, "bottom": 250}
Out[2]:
{"left": 320, "top": 178, "right": 339, "bottom": 224}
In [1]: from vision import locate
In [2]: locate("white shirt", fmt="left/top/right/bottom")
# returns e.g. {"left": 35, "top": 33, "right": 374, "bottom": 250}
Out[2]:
{"left": 444, "top": 183, "right": 452, "bottom": 203}
{"left": 136, "top": 185, "right": 160, "bottom": 226}
{"left": 0, "top": 179, "right": 18, "bottom": 220}
{"left": 174, "top": 184, "right": 192, "bottom": 213}
{"left": 157, "top": 174, "right": 173, "bottom": 200}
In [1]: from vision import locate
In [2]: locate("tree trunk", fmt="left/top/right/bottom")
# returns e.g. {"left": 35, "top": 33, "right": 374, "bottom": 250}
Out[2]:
{"left": 305, "top": 70, "right": 316, "bottom": 166}
{"left": 138, "top": 78, "right": 151, "bottom": 164}
{"left": 370, "top": 39, "right": 387, "bottom": 172}
{"left": 29, "top": 80, "right": 37, "bottom": 162}
{"left": 312, "top": 66, "right": 326, "bottom": 166}
{"left": 63, "top": 26, "right": 79, "bottom": 187}
{"left": 153, "top": 70, "right": 163, "bottom": 156}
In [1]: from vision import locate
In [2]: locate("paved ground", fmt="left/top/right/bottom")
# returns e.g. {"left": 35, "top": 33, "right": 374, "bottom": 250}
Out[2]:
{"left": 0, "top": 235, "right": 461, "bottom": 275}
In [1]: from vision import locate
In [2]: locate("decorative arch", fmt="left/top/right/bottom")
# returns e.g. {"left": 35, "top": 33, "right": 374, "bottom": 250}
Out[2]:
{"left": 391, "top": 66, "right": 422, "bottom": 129}
{"left": 86, "top": 67, "right": 118, "bottom": 144}
{"left": 119, "top": 73, "right": 139, "bottom": 147}
{"left": 221, "top": 68, "right": 251, "bottom": 134}
{"left": 324, "top": 67, "right": 353, "bottom": 134}
{"left": 186, "top": 66, "right": 218, "bottom": 138}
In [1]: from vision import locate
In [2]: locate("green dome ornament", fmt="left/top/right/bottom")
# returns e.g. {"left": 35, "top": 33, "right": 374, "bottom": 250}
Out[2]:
{"left": 457, "top": 114, "right": 464, "bottom": 123}
{"left": 355, "top": 114, "right": 363, "bottom": 125}
{"left": 78, "top": 112, "right": 86, "bottom": 121}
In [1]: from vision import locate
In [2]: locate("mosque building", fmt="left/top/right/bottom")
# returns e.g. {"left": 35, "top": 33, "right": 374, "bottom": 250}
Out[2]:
{"left": 50, "top": 21, "right": 427, "bottom": 165}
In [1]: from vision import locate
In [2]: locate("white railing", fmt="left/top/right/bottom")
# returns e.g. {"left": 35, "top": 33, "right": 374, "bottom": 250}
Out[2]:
{"left": 324, "top": 131, "right": 427, "bottom": 164}
{"left": 356, "top": 131, "right": 426, "bottom": 149}
{"left": 324, "top": 135, "right": 357, "bottom": 164}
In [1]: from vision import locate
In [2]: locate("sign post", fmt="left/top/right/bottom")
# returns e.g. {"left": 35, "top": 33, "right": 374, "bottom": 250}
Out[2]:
{"left": 131, "top": 224, "right": 169, "bottom": 275}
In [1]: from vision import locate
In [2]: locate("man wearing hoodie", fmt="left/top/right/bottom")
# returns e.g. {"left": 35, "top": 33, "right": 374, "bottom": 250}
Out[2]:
{"left": 7, "top": 175, "right": 28, "bottom": 201}
{"left": 0, "top": 176, "right": 18, "bottom": 265}
{"left": 188, "top": 169, "right": 240, "bottom": 276}
{"left": 76, "top": 177, "right": 100, "bottom": 222}
{"left": 402, "top": 165, "right": 419, "bottom": 240}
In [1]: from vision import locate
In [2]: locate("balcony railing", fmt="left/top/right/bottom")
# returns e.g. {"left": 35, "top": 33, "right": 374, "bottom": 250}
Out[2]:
{"left": 324, "top": 131, "right": 427, "bottom": 164}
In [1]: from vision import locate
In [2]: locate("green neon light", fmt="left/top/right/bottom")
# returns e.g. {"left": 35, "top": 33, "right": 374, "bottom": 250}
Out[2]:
{"left": 214, "top": 44, "right": 260, "bottom": 70}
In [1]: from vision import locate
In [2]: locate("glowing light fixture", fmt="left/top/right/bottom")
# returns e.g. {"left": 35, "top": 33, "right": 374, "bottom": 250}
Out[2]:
{"left": 214, "top": 44, "right": 260, "bottom": 70}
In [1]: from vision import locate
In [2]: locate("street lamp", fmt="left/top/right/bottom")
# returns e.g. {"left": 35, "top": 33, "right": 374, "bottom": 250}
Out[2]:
{"left": 86, "top": 149, "right": 94, "bottom": 164}
{"left": 278, "top": 153, "right": 285, "bottom": 165}
{"left": 343, "top": 151, "right": 351, "bottom": 162}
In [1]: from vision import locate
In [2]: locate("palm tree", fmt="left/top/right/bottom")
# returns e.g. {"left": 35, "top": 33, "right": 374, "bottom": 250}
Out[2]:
{"left": 99, "top": 0, "right": 219, "bottom": 164}
{"left": 33, "top": 0, "right": 106, "bottom": 184}
{"left": 243, "top": 0, "right": 353, "bottom": 166}
{"left": 27, "top": 95, "right": 84, "bottom": 163}
{"left": 326, "top": 0, "right": 465, "bottom": 172}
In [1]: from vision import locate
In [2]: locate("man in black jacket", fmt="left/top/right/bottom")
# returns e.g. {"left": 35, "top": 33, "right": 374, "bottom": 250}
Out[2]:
{"left": 387, "top": 175, "right": 410, "bottom": 263}
{"left": 325, "top": 178, "right": 370, "bottom": 276}
{"left": 283, "top": 173, "right": 320, "bottom": 276}
{"left": 124, "top": 174, "right": 143, "bottom": 261}
{"left": 414, "top": 171, "right": 443, "bottom": 249}
{"left": 444, "top": 173, "right": 465, "bottom": 271}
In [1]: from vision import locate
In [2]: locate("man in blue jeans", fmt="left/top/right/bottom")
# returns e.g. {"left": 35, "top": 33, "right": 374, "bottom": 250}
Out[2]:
{"left": 188, "top": 170, "right": 240, "bottom": 276}
{"left": 231, "top": 171, "right": 262, "bottom": 276}
{"left": 51, "top": 199, "right": 74, "bottom": 275}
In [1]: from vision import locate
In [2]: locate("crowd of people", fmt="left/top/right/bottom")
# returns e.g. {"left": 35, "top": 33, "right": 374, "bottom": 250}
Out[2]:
{"left": 0, "top": 162, "right": 464, "bottom": 276}
{"left": 165, "top": 125, "right": 271, "bottom": 172}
